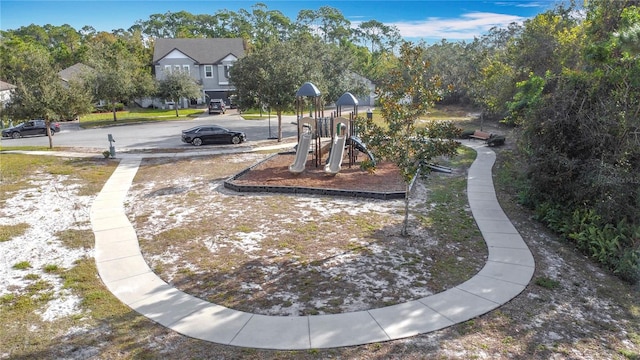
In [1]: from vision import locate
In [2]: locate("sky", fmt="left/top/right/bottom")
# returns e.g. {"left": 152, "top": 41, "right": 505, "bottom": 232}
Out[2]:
{"left": 0, "top": 0, "right": 561, "bottom": 43}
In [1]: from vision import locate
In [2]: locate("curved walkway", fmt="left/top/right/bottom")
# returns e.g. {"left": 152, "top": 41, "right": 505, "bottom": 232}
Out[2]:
{"left": 88, "top": 141, "right": 535, "bottom": 350}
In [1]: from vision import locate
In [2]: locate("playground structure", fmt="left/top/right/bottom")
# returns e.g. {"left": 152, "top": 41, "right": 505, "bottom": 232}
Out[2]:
{"left": 289, "top": 82, "right": 376, "bottom": 176}
{"left": 324, "top": 118, "right": 349, "bottom": 175}
{"left": 224, "top": 81, "right": 450, "bottom": 199}
{"left": 288, "top": 117, "right": 315, "bottom": 174}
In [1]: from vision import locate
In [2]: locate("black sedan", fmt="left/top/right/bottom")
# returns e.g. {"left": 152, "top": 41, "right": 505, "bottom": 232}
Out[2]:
{"left": 2, "top": 119, "right": 60, "bottom": 139}
{"left": 181, "top": 125, "right": 246, "bottom": 146}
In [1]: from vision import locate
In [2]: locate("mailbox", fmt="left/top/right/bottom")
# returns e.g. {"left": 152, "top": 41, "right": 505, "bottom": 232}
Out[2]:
{"left": 108, "top": 134, "right": 116, "bottom": 158}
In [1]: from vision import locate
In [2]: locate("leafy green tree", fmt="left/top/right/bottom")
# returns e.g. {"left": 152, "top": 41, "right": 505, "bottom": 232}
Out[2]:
{"left": 245, "top": 3, "right": 294, "bottom": 48}
{"left": 356, "top": 20, "right": 401, "bottom": 54}
{"left": 156, "top": 71, "right": 202, "bottom": 117}
{"left": 464, "top": 25, "right": 521, "bottom": 118}
{"left": 6, "top": 24, "right": 85, "bottom": 69}
{"left": 314, "top": 40, "right": 370, "bottom": 103}
{"left": 85, "top": 33, "right": 154, "bottom": 121}
{"left": 423, "top": 40, "right": 477, "bottom": 104}
{"left": 230, "top": 38, "right": 323, "bottom": 141}
{"left": 4, "top": 44, "right": 64, "bottom": 148}
{"left": 132, "top": 5, "right": 294, "bottom": 47}
{"left": 473, "top": 59, "right": 516, "bottom": 120}
{"left": 231, "top": 34, "right": 366, "bottom": 141}
{"left": 360, "top": 42, "right": 461, "bottom": 236}
{"left": 504, "top": 72, "right": 546, "bottom": 126}
{"left": 510, "top": 7, "right": 583, "bottom": 77}
{"left": 58, "top": 77, "right": 95, "bottom": 121}
{"left": 296, "top": 6, "right": 352, "bottom": 44}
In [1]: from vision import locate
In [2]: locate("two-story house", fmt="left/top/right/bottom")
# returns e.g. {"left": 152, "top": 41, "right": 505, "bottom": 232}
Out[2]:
{"left": 152, "top": 38, "right": 246, "bottom": 109}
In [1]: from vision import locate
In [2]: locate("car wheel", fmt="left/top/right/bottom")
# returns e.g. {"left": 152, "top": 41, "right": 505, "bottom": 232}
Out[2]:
{"left": 11, "top": 132, "right": 20, "bottom": 139}
{"left": 231, "top": 136, "right": 241, "bottom": 144}
{"left": 192, "top": 137, "right": 203, "bottom": 146}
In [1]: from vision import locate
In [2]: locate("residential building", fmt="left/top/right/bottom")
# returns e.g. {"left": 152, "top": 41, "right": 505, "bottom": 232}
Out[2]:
{"left": 152, "top": 38, "right": 246, "bottom": 109}
{"left": 0, "top": 80, "right": 16, "bottom": 108}
{"left": 58, "top": 63, "right": 94, "bottom": 87}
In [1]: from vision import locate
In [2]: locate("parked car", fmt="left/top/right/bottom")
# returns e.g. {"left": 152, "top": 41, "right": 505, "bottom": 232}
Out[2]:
{"left": 2, "top": 119, "right": 60, "bottom": 139}
{"left": 208, "top": 99, "right": 226, "bottom": 114}
{"left": 181, "top": 125, "right": 246, "bottom": 146}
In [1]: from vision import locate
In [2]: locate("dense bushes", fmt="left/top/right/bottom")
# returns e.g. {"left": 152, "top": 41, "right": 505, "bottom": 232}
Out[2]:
{"left": 513, "top": 1, "right": 640, "bottom": 284}
{"left": 534, "top": 203, "right": 640, "bottom": 283}
{"left": 92, "top": 103, "right": 125, "bottom": 113}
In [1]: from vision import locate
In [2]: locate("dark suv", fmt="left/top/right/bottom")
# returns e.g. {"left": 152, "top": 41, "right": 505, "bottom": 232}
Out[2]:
{"left": 208, "top": 99, "right": 226, "bottom": 114}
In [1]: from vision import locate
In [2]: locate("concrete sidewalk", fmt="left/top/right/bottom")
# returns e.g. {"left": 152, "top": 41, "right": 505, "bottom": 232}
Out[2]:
{"left": 88, "top": 140, "right": 534, "bottom": 350}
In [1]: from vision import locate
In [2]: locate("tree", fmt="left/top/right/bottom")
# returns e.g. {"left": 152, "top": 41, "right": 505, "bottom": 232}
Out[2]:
{"left": 296, "top": 6, "right": 352, "bottom": 44}
{"left": 356, "top": 20, "right": 401, "bottom": 54}
{"left": 360, "top": 42, "right": 461, "bottom": 236}
{"left": 58, "top": 77, "right": 95, "bottom": 121}
{"left": 473, "top": 59, "right": 516, "bottom": 120}
{"left": 510, "top": 7, "right": 583, "bottom": 77}
{"left": 156, "top": 71, "right": 202, "bottom": 117}
{"left": 244, "top": 3, "right": 294, "bottom": 48}
{"left": 3, "top": 43, "right": 64, "bottom": 148}
{"left": 423, "top": 40, "right": 477, "bottom": 104}
{"left": 230, "top": 38, "right": 323, "bottom": 141}
{"left": 86, "top": 33, "right": 155, "bottom": 121}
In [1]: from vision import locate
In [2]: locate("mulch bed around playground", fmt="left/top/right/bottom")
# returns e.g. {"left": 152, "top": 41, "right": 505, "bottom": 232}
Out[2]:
{"left": 230, "top": 152, "right": 406, "bottom": 193}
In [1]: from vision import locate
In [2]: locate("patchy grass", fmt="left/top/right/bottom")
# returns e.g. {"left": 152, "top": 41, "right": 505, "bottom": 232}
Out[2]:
{"left": 0, "top": 154, "right": 117, "bottom": 198}
{"left": 1, "top": 106, "right": 638, "bottom": 359}
{"left": 0, "top": 223, "right": 29, "bottom": 242}
{"left": 56, "top": 229, "right": 94, "bottom": 250}
{"left": 127, "top": 146, "right": 485, "bottom": 316}
{"left": 535, "top": 276, "right": 561, "bottom": 290}
{"left": 12, "top": 261, "right": 32, "bottom": 270}
{"left": 419, "top": 147, "right": 485, "bottom": 291}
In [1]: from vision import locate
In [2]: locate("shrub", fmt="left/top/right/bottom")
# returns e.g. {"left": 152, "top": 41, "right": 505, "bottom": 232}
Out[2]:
{"left": 536, "top": 204, "right": 640, "bottom": 283}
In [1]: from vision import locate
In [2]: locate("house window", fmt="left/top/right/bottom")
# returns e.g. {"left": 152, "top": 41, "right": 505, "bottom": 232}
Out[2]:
{"left": 182, "top": 65, "right": 190, "bottom": 74}
{"left": 164, "top": 65, "right": 171, "bottom": 74}
{"left": 218, "top": 65, "right": 230, "bottom": 85}
{"left": 204, "top": 65, "right": 213, "bottom": 78}
{"left": 173, "top": 65, "right": 181, "bottom": 73}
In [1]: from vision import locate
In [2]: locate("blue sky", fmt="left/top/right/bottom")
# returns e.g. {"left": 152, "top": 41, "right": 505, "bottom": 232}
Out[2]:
{"left": 1, "top": 0, "right": 560, "bottom": 43}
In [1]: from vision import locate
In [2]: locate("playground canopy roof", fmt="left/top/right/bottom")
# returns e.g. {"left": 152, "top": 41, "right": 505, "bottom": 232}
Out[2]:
{"left": 296, "top": 82, "right": 321, "bottom": 97}
{"left": 336, "top": 92, "right": 359, "bottom": 106}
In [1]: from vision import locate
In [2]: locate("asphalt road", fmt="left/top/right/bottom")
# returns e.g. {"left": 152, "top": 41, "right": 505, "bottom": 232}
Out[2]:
{"left": 0, "top": 110, "right": 300, "bottom": 150}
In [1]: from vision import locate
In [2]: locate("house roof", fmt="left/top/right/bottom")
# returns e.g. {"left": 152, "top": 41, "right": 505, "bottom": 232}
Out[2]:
{"left": 0, "top": 80, "right": 16, "bottom": 91}
{"left": 153, "top": 38, "right": 246, "bottom": 64}
{"left": 58, "top": 63, "right": 95, "bottom": 82}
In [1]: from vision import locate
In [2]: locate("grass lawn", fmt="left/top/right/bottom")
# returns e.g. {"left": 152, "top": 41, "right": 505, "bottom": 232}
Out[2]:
{"left": 79, "top": 108, "right": 205, "bottom": 128}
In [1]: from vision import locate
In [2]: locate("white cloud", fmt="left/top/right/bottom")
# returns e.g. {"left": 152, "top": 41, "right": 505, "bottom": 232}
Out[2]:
{"left": 388, "top": 12, "right": 527, "bottom": 41}
{"left": 494, "top": 1, "right": 547, "bottom": 8}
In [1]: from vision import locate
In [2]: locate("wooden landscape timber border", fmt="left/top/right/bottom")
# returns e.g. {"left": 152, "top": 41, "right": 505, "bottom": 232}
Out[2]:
{"left": 224, "top": 152, "right": 406, "bottom": 200}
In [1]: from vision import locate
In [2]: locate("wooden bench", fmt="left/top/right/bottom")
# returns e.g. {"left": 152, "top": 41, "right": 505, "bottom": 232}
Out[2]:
{"left": 469, "top": 130, "right": 492, "bottom": 141}
{"left": 469, "top": 130, "right": 506, "bottom": 147}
